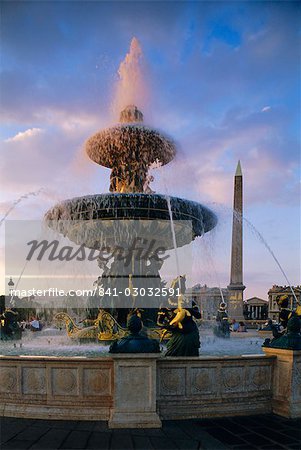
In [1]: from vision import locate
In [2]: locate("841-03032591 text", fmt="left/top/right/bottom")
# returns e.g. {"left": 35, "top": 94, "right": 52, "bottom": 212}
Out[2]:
{"left": 95, "top": 286, "right": 181, "bottom": 297}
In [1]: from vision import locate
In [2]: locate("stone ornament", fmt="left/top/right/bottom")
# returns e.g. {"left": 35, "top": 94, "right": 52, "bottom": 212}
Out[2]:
{"left": 52, "top": 368, "right": 78, "bottom": 395}
{"left": 0, "top": 367, "right": 17, "bottom": 393}
{"left": 22, "top": 368, "right": 46, "bottom": 394}
{"left": 83, "top": 368, "right": 111, "bottom": 396}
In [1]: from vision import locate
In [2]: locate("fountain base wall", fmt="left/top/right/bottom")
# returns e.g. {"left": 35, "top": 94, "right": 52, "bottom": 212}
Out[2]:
{"left": 0, "top": 352, "right": 300, "bottom": 425}
{"left": 263, "top": 348, "right": 301, "bottom": 419}
{"left": 157, "top": 355, "right": 274, "bottom": 419}
{"left": 0, "top": 357, "right": 113, "bottom": 421}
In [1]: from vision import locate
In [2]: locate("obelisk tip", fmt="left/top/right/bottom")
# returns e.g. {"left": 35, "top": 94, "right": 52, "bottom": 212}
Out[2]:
{"left": 235, "top": 160, "right": 242, "bottom": 177}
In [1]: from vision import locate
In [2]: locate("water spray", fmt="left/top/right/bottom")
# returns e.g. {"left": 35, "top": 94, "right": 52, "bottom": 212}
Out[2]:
{"left": 208, "top": 201, "right": 299, "bottom": 306}
{"left": 0, "top": 188, "right": 44, "bottom": 227}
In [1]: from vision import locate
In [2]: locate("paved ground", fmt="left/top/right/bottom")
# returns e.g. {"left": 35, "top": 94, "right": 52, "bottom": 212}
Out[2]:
{"left": 1, "top": 414, "right": 301, "bottom": 450}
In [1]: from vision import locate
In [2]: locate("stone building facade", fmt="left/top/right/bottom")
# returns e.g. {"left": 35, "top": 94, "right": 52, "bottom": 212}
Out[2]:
{"left": 243, "top": 296, "right": 268, "bottom": 320}
{"left": 187, "top": 284, "right": 229, "bottom": 320}
{"left": 268, "top": 285, "right": 301, "bottom": 321}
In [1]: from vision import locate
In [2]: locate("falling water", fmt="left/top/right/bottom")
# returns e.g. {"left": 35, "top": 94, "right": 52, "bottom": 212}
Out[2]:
{"left": 2, "top": 188, "right": 44, "bottom": 305}
{"left": 219, "top": 287, "right": 225, "bottom": 303}
{"left": 9, "top": 259, "right": 30, "bottom": 305}
{"left": 209, "top": 201, "right": 299, "bottom": 305}
{"left": 194, "top": 237, "right": 225, "bottom": 304}
{"left": 85, "top": 124, "right": 175, "bottom": 175}
{"left": 166, "top": 196, "right": 180, "bottom": 279}
{"left": 242, "top": 214, "right": 299, "bottom": 305}
{"left": 0, "top": 188, "right": 44, "bottom": 227}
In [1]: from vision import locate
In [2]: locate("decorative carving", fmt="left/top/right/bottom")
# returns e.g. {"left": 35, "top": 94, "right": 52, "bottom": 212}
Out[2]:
{"left": 52, "top": 368, "right": 78, "bottom": 395}
{"left": 0, "top": 367, "right": 17, "bottom": 393}
{"left": 249, "top": 366, "right": 270, "bottom": 390}
{"left": 191, "top": 368, "right": 215, "bottom": 394}
{"left": 83, "top": 368, "right": 111, "bottom": 396}
{"left": 159, "top": 368, "right": 185, "bottom": 396}
{"left": 22, "top": 368, "right": 46, "bottom": 394}
{"left": 222, "top": 367, "right": 243, "bottom": 392}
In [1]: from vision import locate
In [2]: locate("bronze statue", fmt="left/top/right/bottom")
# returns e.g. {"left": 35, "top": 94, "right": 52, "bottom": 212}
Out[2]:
{"left": 157, "top": 300, "right": 201, "bottom": 356}
{"left": 109, "top": 313, "right": 160, "bottom": 353}
{"left": 277, "top": 295, "right": 292, "bottom": 330}
{"left": 213, "top": 302, "right": 230, "bottom": 338}
{"left": 263, "top": 313, "right": 301, "bottom": 350}
{"left": 0, "top": 308, "right": 21, "bottom": 340}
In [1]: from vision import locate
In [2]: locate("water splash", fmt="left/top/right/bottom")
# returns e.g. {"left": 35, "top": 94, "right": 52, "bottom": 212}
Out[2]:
{"left": 193, "top": 236, "right": 226, "bottom": 305}
{"left": 0, "top": 327, "right": 264, "bottom": 357}
{"left": 112, "top": 37, "right": 148, "bottom": 119}
{"left": 85, "top": 123, "right": 175, "bottom": 193}
{"left": 8, "top": 259, "right": 30, "bottom": 305}
{"left": 143, "top": 159, "right": 162, "bottom": 193}
{"left": 242, "top": 214, "right": 299, "bottom": 305}
{"left": 0, "top": 189, "right": 44, "bottom": 227}
{"left": 208, "top": 201, "right": 299, "bottom": 305}
{"left": 166, "top": 196, "right": 181, "bottom": 280}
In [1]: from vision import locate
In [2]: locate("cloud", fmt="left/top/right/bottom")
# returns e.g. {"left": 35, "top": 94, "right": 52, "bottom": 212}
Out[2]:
{"left": 1, "top": 127, "right": 84, "bottom": 193}
{"left": 151, "top": 102, "right": 299, "bottom": 208}
{"left": 5, "top": 127, "right": 43, "bottom": 142}
{"left": 261, "top": 106, "right": 271, "bottom": 112}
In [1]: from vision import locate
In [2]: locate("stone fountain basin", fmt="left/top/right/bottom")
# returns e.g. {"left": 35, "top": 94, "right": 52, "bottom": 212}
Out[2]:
{"left": 45, "top": 193, "right": 217, "bottom": 249}
{"left": 0, "top": 353, "right": 278, "bottom": 422}
{"left": 1, "top": 336, "right": 299, "bottom": 422}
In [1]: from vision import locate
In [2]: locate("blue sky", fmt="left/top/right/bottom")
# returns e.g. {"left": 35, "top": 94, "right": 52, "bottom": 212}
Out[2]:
{"left": 0, "top": 1, "right": 300, "bottom": 298}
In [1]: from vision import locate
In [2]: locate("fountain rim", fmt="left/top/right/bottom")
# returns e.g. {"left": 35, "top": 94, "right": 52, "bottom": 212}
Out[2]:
{"left": 45, "top": 192, "right": 218, "bottom": 236}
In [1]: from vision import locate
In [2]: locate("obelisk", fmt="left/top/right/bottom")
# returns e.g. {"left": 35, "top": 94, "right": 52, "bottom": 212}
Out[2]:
{"left": 227, "top": 161, "right": 245, "bottom": 320}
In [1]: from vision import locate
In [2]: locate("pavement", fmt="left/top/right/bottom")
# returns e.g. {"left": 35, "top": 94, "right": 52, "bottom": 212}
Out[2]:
{"left": 0, "top": 414, "right": 301, "bottom": 450}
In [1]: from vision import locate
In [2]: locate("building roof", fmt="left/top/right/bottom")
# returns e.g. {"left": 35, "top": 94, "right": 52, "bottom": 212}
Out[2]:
{"left": 187, "top": 285, "right": 228, "bottom": 295}
{"left": 245, "top": 296, "right": 268, "bottom": 305}
{"left": 268, "top": 285, "right": 301, "bottom": 294}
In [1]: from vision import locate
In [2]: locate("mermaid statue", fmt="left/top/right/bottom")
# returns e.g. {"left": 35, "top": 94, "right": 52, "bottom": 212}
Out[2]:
{"left": 156, "top": 276, "right": 201, "bottom": 356}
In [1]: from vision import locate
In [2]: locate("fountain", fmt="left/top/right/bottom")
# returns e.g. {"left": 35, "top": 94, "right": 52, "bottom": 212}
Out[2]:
{"left": 44, "top": 103, "right": 217, "bottom": 330}
{"left": 45, "top": 104, "right": 216, "bottom": 237}
{"left": 1, "top": 40, "right": 300, "bottom": 425}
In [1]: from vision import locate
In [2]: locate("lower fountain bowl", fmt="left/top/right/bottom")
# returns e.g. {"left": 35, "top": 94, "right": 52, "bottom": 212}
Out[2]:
{"left": 44, "top": 193, "right": 217, "bottom": 249}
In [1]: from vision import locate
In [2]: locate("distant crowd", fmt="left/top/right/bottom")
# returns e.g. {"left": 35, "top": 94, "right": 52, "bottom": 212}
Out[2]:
{"left": 19, "top": 317, "right": 43, "bottom": 332}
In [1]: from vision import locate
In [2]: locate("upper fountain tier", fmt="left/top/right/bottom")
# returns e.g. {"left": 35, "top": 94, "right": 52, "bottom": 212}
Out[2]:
{"left": 45, "top": 104, "right": 217, "bottom": 249}
{"left": 85, "top": 105, "right": 176, "bottom": 193}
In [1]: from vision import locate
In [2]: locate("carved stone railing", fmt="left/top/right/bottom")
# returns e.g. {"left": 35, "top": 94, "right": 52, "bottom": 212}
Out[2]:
{"left": 0, "top": 356, "right": 113, "bottom": 420}
{"left": 157, "top": 355, "right": 274, "bottom": 419}
{"left": 0, "top": 352, "right": 300, "bottom": 425}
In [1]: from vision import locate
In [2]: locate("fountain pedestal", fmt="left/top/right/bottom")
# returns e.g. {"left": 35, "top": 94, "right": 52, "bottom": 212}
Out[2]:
{"left": 263, "top": 348, "right": 301, "bottom": 418}
{"left": 227, "top": 286, "right": 245, "bottom": 321}
{"left": 108, "top": 354, "right": 162, "bottom": 428}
